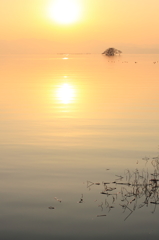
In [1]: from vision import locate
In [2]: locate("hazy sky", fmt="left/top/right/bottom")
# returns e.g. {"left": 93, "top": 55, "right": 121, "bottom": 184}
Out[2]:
{"left": 1, "top": 0, "right": 159, "bottom": 54}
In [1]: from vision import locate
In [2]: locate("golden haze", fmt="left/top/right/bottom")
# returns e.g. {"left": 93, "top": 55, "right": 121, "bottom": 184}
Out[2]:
{"left": 0, "top": 0, "right": 159, "bottom": 53}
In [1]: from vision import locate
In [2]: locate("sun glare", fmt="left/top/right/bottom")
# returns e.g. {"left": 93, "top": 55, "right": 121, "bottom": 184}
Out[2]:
{"left": 48, "top": 0, "right": 81, "bottom": 25}
{"left": 57, "top": 83, "right": 75, "bottom": 104}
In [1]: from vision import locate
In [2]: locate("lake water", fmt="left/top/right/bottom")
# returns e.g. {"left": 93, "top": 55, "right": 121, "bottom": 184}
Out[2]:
{"left": 1, "top": 54, "right": 159, "bottom": 239}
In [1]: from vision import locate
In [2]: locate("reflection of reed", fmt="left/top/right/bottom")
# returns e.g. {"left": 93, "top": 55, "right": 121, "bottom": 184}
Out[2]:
{"left": 48, "top": 154, "right": 159, "bottom": 221}
{"left": 54, "top": 197, "right": 62, "bottom": 203}
{"left": 77, "top": 194, "right": 84, "bottom": 203}
{"left": 87, "top": 155, "right": 159, "bottom": 220}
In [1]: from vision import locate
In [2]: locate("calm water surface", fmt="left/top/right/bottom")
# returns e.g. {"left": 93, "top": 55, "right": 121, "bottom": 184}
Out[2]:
{"left": 1, "top": 54, "right": 159, "bottom": 239}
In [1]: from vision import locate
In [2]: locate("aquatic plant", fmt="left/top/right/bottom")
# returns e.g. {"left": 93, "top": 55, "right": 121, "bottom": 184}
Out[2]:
{"left": 87, "top": 154, "right": 159, "bottom": 220}
{"left": 49, "top": 152, "right": 159, "bottom": 221}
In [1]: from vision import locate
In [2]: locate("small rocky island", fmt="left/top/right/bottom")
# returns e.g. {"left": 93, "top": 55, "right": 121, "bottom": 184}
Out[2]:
{"left": 102, "top": 48, "right": 122, "bottom": 56}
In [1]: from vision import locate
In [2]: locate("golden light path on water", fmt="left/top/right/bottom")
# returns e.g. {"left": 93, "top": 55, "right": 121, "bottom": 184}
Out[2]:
{"left": 56, "top": 83, "right": 75, "bottom": 104}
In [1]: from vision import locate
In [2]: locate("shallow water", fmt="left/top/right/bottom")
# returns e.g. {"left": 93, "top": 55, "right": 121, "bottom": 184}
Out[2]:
{"left": 1, "top": 54, "right": 159, "bottom": 239}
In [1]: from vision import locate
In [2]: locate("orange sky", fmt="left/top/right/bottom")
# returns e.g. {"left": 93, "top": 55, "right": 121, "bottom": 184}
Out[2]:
{"left": 0, "top": 0, "right": 159, "bottom": 54}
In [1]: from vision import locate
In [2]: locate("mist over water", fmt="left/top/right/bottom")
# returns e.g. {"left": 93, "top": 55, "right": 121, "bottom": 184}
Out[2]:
{"left": 1, "top": 54, "right": 159, "bottom": 239}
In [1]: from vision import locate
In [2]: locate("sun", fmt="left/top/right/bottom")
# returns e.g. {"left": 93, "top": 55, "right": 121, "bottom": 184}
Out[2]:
{"left": 48, "top": 0, "right": 81, "bottom": 25}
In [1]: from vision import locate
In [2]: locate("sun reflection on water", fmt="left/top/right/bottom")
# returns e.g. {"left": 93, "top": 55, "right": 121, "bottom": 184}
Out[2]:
{"left": 56, "top": 83, "right": 75, "bottom": 104}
